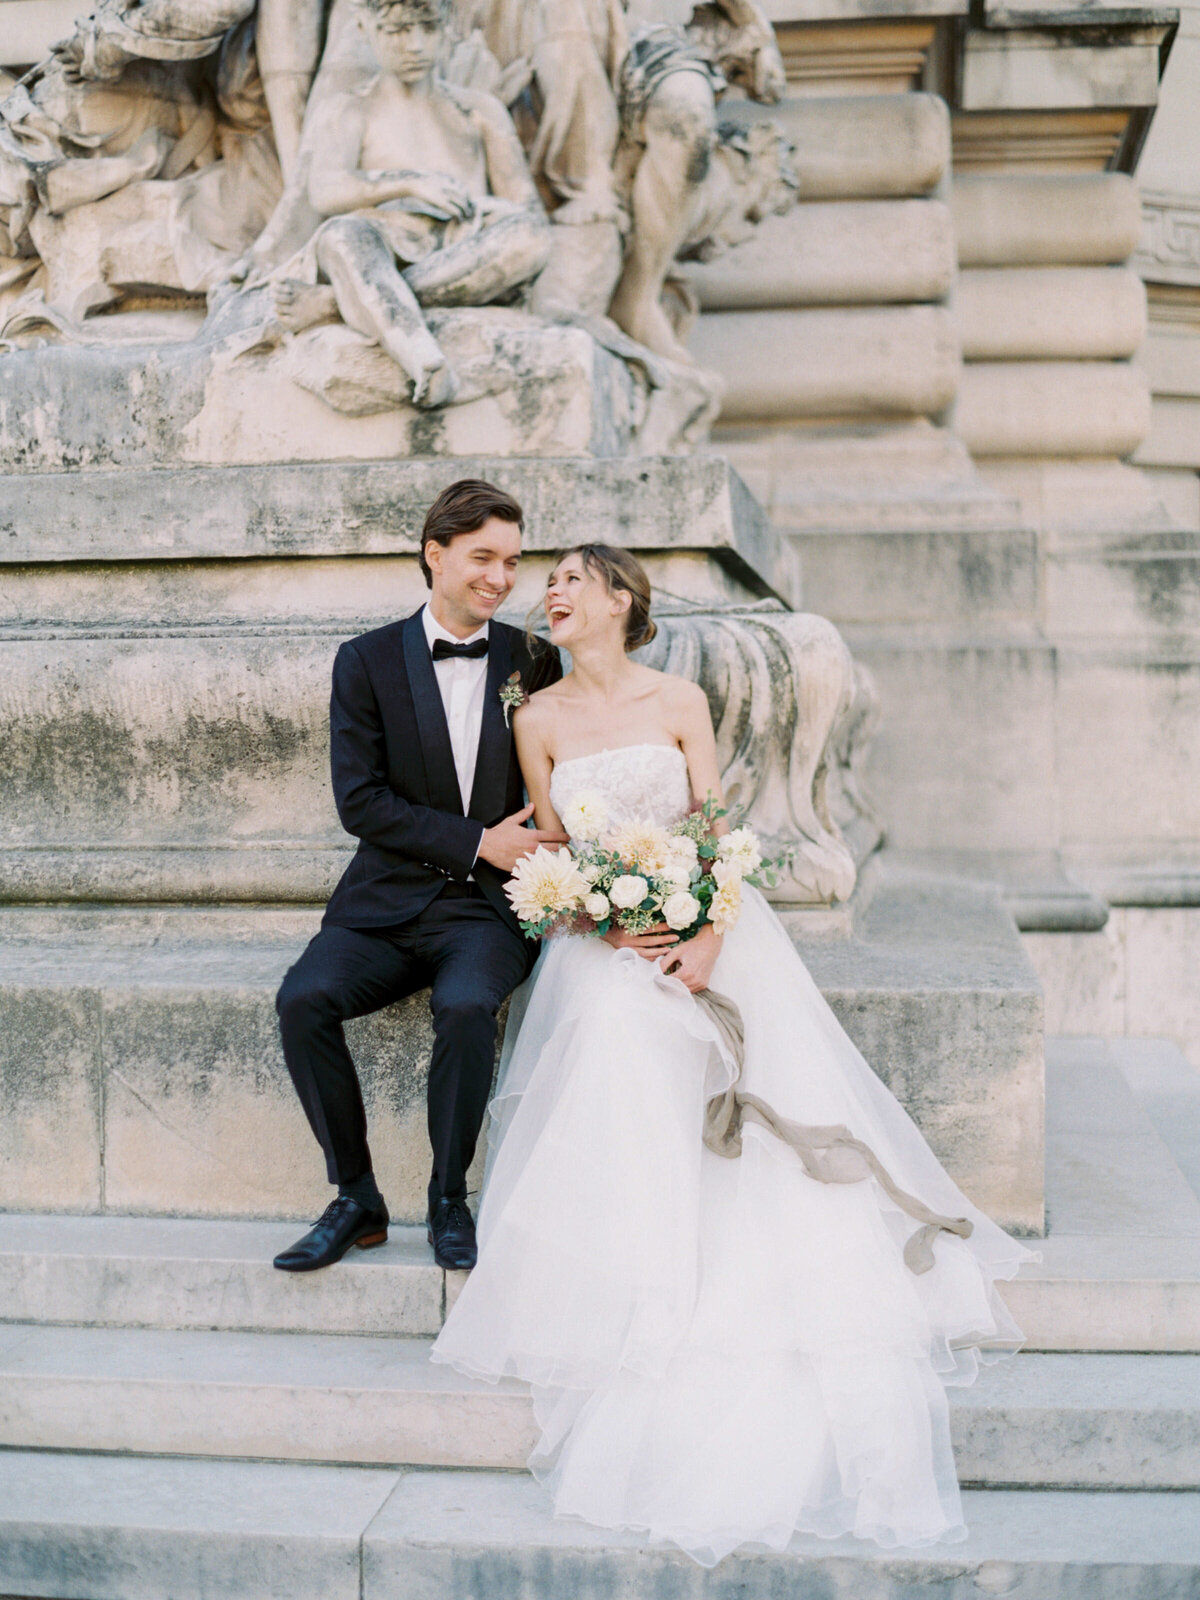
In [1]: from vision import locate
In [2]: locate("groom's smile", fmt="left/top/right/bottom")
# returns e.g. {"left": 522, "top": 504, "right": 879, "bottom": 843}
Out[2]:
{"left": 424, "top": 514, "right": 522, "bottom": 635}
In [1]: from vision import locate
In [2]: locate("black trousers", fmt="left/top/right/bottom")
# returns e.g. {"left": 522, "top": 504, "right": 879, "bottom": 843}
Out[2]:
{"left": 276, "top": 884, "right": 532, "bottom": 1210}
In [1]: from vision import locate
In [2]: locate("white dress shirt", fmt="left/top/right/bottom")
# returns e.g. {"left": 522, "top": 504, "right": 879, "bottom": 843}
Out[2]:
{"left": 422, "top": 603, "right": 490, "bottom": 818}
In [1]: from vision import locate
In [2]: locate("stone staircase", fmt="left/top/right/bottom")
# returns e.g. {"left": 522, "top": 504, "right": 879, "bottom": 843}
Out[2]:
{"left": 2, "top": 1035, "right": 1200, "bottom": 1598}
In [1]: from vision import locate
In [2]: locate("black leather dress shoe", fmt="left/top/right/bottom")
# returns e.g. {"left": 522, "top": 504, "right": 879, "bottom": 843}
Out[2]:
{"left": 427, "top": 1196, "right": 477, "bottom": 1270}
{"left": 273, "top": 1195, "right": 389, "bottom": 1272}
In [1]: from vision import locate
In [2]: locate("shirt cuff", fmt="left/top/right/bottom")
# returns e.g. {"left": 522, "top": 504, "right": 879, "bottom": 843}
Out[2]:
{"left": 470, "top": 824, "right": 485, "bottom": 871}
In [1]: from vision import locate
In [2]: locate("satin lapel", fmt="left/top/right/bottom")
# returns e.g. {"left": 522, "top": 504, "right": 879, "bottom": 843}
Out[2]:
{"left": 467, "top": 624, "right": 514, "bottom": 823}
{"left": 401, "top": 609, "right": 463, "bottom": 814}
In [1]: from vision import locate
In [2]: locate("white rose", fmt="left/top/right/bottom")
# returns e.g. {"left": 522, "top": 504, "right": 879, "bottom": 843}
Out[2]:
{"left": 662, "top": 890, "right": 701, "bottom": 931}
{"left": 660, "top": 863, "right": 692, "bottom": 894}
{"left": 562, "top": 791, "right": 608, "bottom": 843}
{"left": 610, "top": 874, "right": 649, "bottom": 910}
{"left": 579, "top": 859, "right": 602, "bottom": 884}
{"left": 584, "top": 892, "right": 611, "bottom": 921}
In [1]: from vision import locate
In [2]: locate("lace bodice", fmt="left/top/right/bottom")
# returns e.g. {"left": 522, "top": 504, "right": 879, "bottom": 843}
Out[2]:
{"left": 549, "top": 743, "right": 692, "bottom": 836}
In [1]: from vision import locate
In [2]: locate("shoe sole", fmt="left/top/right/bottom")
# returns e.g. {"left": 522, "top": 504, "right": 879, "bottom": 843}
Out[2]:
{"left": 426, "top": 1224, "right": 476, "bottom": 1272}
{"left": 273, "top": 1228, "right": 389, "bottom": 1271}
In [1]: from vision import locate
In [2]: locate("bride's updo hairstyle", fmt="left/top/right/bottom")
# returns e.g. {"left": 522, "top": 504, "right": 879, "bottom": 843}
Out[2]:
{"left": 556, "top": 543, "right": 657, "bottom": 652}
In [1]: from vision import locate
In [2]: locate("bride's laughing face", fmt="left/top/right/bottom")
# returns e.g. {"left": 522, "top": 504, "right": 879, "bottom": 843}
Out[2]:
{"left": 545, "top": 552, "right": 630, "bottom": 651}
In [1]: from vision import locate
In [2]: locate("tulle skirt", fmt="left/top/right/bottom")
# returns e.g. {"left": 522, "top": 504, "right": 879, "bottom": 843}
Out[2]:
{"left": 431, "top": 885, "right": 1036, "bottom": 1566}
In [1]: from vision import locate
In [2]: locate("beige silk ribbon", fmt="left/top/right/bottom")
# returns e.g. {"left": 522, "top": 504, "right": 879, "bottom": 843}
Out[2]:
{"left": 694, "top": 988, "right": 974, "bottom": 1275}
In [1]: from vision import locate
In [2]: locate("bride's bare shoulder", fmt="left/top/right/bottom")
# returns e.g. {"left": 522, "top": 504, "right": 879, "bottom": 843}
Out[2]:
{"left": 641, "top": 666, "right": 709, "bottom": 715}
{"left": 524, "top": 674, "right": 572, "bottom": 712}
{"left": 514, "top": 674, "right": 570, "bottom": 735}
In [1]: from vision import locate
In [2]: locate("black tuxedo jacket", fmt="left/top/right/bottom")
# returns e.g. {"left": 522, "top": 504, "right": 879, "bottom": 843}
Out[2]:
{"left": 322, "top": 606, "right": 563, "bottom": 935}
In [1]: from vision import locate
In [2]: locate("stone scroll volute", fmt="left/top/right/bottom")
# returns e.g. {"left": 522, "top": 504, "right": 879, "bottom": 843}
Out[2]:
{"left": 638, "top": 608, "right": 883, "bottom": 906}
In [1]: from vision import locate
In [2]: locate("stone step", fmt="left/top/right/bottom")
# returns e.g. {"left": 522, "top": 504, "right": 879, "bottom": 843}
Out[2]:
{"left": 0, "top": 1324, "right": 1196, "bottom": 1488}
{"left": 0, "top": 1214, "right": 449, "bottom": 1337}
{"left": 1115, "top": 1035, "right": 1200, "bottom": 1199}
{"left": 1044, "top": 1036, "right": 1200, "bottom": 1239}
{"left": 2, "top": 1216, "right": 1200, "bottom": 1356}
{"left": 351, "top": 1474, "right": 1200, "bottom": 1600}
{"left": 6, "top": 1209, "right": 1200, "bottom": 1351}
{"left": 4, "top": 1453, "right": 1196, "bottom": 1600}
{"left": 2, "top": 1035, "right": 1196, "bottom": 1347}
{"left": 0, "top": 865, "right": 1044, "bottom": 1233}
{"left": 1004, "top": 1234, "right": 1200, "bottom": 1351}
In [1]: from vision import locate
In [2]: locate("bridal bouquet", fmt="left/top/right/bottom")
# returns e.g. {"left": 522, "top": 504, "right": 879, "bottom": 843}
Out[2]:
{"left": 505, "top": 794, "right": 781, "bottom": 942}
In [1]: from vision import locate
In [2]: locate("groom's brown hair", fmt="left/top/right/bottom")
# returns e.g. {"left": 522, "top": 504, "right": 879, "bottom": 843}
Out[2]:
{"left": 419, "top": 479, "right": 524, "bottom": 589}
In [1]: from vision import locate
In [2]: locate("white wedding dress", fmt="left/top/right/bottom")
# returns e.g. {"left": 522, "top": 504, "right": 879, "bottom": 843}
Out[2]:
{"left": 431, "top": 743, "right": 1037, "bottom": 1566}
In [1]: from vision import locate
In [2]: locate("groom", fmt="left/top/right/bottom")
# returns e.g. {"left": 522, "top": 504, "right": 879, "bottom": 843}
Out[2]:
{"left": 274, "top": 478, "right": 565, "bottom": 1273}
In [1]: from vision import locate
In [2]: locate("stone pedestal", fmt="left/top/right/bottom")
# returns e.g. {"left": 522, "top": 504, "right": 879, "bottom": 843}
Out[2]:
{"left": 0, "top": 312, "right": 647, "bottom": 469}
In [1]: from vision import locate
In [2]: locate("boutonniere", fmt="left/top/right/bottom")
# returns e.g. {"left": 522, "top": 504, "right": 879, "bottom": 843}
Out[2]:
{"left": 499, "top": 670, "right": 527, "bottom": 728}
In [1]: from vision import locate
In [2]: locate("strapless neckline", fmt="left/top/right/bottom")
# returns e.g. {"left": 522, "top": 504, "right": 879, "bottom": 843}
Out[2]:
{"left": 548, "top": 743, "right": 692, "bottom": 835}
{"left": 551, "top": 743, "right": 687, "bottom": 782}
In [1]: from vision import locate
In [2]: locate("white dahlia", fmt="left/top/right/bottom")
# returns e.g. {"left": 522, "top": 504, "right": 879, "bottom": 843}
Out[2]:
{"left": 666, "top": 834, "right": 699, "bottom": 867}
{"left": 505, "top": 846, "right": 589, "bottom": 924}
{"left": 604, "top": 819, "right": 672, "bottom": 873}
{"left": 717, "top": 826, "right": 762, "bottom": 875}
{"left": 709, "top": 877, "right": 743, "bottom": 936}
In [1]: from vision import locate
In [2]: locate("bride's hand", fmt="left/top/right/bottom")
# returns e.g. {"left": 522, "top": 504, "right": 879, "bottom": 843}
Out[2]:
{"left": 603, "top": 923, "right": 678, "bottom": 961}
{"left": 659, "top": 925, "right": 722, "bottom": 993}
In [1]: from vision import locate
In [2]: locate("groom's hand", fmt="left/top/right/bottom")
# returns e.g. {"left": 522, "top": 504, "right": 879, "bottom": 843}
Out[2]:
{"left": 478, "top": 804, "right": 569, "bottom": 873}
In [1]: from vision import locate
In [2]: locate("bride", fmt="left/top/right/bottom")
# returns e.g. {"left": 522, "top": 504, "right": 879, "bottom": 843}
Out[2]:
{"left": 430, "top": 542, "right": 1037, "bottom": 1566}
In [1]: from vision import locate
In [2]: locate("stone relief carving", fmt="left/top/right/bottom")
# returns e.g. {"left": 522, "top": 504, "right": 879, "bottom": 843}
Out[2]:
{"left": 1137, "top": 191, "right": 1200, "bottom": 287}
{"left": 0, "top": 0, "right": 795, "bottom": 450}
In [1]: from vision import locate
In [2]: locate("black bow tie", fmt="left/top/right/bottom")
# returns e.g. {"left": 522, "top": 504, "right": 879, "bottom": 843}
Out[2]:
{"left": 432, "top": 636, "right": 489, "bottom": 662}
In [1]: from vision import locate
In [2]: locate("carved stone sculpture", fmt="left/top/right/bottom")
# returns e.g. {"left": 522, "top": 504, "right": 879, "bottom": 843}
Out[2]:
{"left": 0, "top": 0, "right": 798, "bottom": 453}
{"left": 607, "top": 1, "right": 788, "bottom": 361}
{"left": 0, "top": 0, "right": 282, "bottom": 329}
{"left": 256, "top": 0, "right": 551, "bottom": 408}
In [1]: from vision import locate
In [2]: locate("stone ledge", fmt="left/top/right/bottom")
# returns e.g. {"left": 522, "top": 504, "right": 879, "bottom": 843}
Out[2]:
{"left": 0, "top": 1451, "right": 396, "bottom": 1600}
{"left": 0, "top": 456, "right": 782, "bottom": 594}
